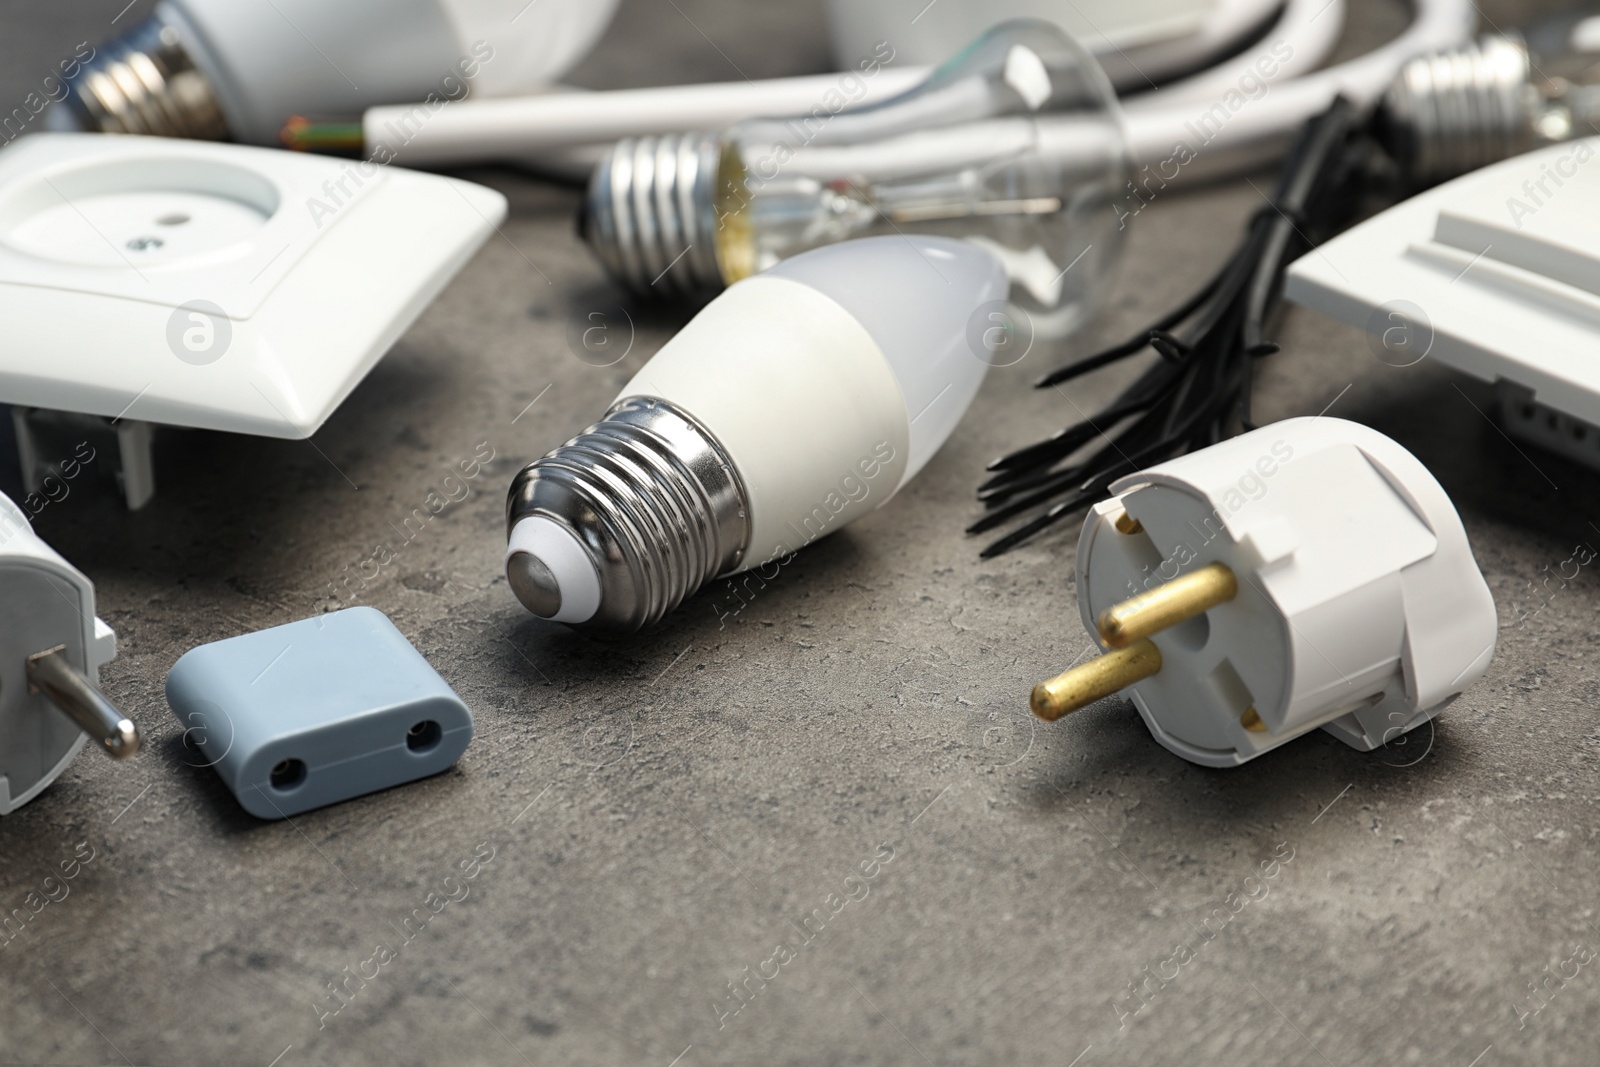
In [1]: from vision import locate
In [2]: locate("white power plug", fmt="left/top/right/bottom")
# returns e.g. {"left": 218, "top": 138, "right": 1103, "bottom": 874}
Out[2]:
{"left": 0, "top": 491, "right": 135, "bottom": 814}
{"left": 1030, "top": 417, "right": 1497, "bottom": 767}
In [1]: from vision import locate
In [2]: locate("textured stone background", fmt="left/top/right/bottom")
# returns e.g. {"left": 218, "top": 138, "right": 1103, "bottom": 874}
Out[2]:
{"left": 3, "top": 1, "right": 1599, "bottom": 1065}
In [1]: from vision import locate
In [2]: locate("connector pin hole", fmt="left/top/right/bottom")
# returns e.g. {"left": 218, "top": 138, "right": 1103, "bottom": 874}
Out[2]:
{"left": 1114, "top": 511, "right": 1143, "bottom": 535}
{"left": 407, "top": 720, "right": 443, "bottom": 753}
{"left": 270, "top": 758, "right": 306, "bottom": 790}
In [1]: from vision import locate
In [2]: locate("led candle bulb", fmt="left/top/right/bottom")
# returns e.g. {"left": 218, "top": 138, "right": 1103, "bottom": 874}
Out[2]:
{"left": 581, "top": 20, "right": 1128, "bottom": 338}
{"left": 52, "top": 0, "right": 617, "bottom": 146}
{"left": 505, "top": 235, "right": 1008, "bottom": 631}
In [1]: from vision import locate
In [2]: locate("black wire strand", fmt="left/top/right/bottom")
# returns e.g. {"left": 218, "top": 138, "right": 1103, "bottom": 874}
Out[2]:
{"left": 973, "top": 97, "right": 1375, "bottom": 558}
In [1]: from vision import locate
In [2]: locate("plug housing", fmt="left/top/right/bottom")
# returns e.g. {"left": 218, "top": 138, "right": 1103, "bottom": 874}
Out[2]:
{"left": 1035, "top": 417, "right": 1497, "bottom": 767}
{"left": 0, "top": 492, "right": 127, "bottom": 813}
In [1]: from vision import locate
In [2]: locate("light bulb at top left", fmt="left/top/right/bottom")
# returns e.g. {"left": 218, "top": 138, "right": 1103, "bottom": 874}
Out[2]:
{"left": 48, "top": 0, "right": 618, "bottom": 146}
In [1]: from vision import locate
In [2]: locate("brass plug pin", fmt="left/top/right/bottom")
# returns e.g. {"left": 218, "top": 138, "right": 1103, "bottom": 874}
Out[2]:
{"left": 1098, "top": 561, "right": 1238, "bottom": 649}
{"left": 1031, "top": 639, "right": 1162, "bottom": 721}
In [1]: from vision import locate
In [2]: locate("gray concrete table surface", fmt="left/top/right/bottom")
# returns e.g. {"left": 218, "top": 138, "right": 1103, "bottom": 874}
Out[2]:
{"left": 1, "top": 1, "right": 1597, "bottom": 1064}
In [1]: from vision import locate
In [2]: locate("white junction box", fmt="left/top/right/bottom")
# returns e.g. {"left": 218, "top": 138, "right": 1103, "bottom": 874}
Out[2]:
{"left": 1285, "top": 135, "right": 1600, "bottom": 471}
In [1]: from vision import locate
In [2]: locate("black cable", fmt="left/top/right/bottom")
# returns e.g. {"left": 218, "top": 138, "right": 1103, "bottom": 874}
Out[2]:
{"left": 973, "top": 97, "right": 1377, "bottom": 558}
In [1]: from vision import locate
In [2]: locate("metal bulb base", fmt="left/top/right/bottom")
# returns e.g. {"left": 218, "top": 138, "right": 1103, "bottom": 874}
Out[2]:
{"left": 1381, "top": 35, "right": 1536, "bottom": 185}
{"left": 582, "top": 133, "right": 729, "bottom": 295}
{"left": 506, "top": 397, "right": 750, "bottom": 632}
{"left": 61, "top": 13, "right": 229, "bottom": 140}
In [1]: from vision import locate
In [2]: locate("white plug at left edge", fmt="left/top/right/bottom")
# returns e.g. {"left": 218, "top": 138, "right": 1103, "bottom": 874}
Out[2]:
{"left": 0, "top": 492, "right": 135, "bottom": 814}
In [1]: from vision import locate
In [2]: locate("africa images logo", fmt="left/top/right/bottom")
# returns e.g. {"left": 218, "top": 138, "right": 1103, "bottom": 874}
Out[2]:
{"left": 166, "top": 300, "right": 232, "bottom": 366}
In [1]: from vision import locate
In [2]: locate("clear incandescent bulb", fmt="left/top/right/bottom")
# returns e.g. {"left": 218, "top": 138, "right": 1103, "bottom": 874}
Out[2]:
{"left": 505, "top": 235, "right": 1008, "bottom": 632}
{"left": 50, "top": 0, "right": 618, "bottom": 146}
{"left": 1381, "top": 9, "right": 1600, "bottom": 185}
{"left": 582, "top": 20, "right": 1128, "bottom": 338}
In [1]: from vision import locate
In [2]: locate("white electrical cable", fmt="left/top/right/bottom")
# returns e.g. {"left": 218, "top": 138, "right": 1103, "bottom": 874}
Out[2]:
{"left": 368, "top": 0, "right": 1473, "bottom": 184}
{"left": 366, "top": 0, "right": 1327, "bottom": 169}
{"left": 824, "top": 0, "right": 1289, "bottom": 92}
{"left": 1122, "top": 0, "right": 1476, "bottom": 176}
{"left": 368, "top": 68, "right": 930, "bottom": 165}
{"left": 1113, "top": 0, "right": 1299, "bottom": 87}
{"left": 1130, "top": 0, "right": 1345, "bottom": 106}
{"left": 365, "top": 0, "right": 1286, "bottom": 166}
{"left": 1083, "top": 0, "right": 1292, "bottom": 90}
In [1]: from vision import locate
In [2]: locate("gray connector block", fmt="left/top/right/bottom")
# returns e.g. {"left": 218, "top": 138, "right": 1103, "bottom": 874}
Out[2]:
{"left": 166, "top": 607, "right": 472, "bottom": 819}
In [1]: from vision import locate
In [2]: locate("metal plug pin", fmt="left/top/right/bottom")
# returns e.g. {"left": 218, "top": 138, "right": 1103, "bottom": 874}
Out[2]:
{"left": 1030, "top": 562, "right": 1239, "bottom": 722}
{"left": 27, "top": 646, "right": 140, "bottom": 759}
{"left": 1031, "top": 639, "right": 1162, "bottom": 721}
{"left": 1097, "top": 561, "right": 1238, "bottom": 648}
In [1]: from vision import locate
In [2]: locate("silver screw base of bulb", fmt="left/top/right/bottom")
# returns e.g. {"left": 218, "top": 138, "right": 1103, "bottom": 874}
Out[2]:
{"left": 506, "top": 397, "right": 750, "bottom": 632}
{"left": 1382, "top": 35, "right": 1535, "bottom": 185}
{"left": 581, "top": 133, "right": 727, "bottom": 295}
{"left": 61, "top": 13, "right": 229, "bottom": 140}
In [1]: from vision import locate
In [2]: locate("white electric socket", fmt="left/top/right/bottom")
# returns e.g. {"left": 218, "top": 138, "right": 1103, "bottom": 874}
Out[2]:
{"left": 1073, "top": 416, "right": 1497, "bottom": 767}
{"left": 0, "top": 133, "right": 506, "bottom": 443}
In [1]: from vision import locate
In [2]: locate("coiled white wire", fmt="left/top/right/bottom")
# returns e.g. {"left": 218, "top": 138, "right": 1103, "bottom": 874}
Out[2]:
{"left": 368, "top": 0, "right": 1475, "bottom": 183}
{"left": 1123, "top": 0, "right": 1476, "bottom": 176}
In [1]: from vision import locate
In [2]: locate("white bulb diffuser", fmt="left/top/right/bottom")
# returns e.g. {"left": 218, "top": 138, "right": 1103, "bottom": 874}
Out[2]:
{"left": 505, "top": 235, "right": 1008, "bottom": 631}
{"left": 52, "top": 0, "right": 618, "bottom": 146}
{"left": 582, "top": 20, "right": 1128, "bottom": 338}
